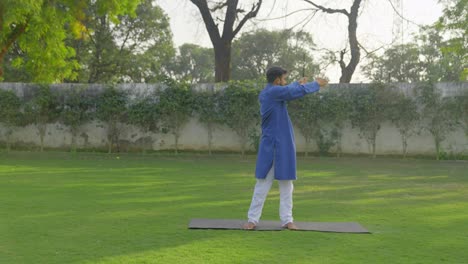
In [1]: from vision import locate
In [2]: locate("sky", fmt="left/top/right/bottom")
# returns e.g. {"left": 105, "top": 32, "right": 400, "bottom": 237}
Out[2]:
{"left": 156, "top": 0, "right": 444, "bottom": 82}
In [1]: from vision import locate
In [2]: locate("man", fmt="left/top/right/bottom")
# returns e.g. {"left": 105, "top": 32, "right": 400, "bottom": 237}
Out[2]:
{"left": 243, "top": 66, "right": 328, "bottom": 230}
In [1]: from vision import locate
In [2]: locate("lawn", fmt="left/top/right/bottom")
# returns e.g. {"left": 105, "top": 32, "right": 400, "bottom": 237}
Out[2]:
{"left": 1, "top": 151, "right": 467, "bottom": 264}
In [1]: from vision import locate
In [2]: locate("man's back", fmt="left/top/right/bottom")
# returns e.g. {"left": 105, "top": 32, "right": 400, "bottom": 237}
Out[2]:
{"left": 255, "top": 81, "right": 320, "bottom": 181}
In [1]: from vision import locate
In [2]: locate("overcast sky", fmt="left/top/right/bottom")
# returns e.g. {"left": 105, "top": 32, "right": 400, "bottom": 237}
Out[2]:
{"left": 156, "top": 0, "right": 444, "bottom": 82}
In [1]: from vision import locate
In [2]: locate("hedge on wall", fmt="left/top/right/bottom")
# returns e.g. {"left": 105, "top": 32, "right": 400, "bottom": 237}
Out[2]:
{"left": 0, "top": 81, "right": 466, "bottom": 159}
{"left": 0, "top": 89, "right": 22, "bottom": 152}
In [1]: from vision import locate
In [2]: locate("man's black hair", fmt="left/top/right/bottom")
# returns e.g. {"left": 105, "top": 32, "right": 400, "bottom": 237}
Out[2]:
{"left": 266, "top": 66, "right": 287, "bottom": 83}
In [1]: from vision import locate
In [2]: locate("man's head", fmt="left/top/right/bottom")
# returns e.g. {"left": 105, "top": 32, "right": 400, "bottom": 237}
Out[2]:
{"left": 266, "top": 66, "right": 287, "bottom": 86}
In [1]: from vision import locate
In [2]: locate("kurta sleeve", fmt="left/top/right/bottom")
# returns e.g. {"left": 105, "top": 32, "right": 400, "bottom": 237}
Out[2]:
{"left": 269, "top": 81, "right": 320, "bottom": 101}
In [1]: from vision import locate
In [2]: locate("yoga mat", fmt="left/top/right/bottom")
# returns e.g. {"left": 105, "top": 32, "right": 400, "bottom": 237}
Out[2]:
{"left": 188, "top": 219, "right": 370, "bottom": 233}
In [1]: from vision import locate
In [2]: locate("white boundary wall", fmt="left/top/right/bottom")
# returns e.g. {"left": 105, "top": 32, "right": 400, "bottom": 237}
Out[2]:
{"left": 0, "top": 82, "right": 467, "bottom": 155}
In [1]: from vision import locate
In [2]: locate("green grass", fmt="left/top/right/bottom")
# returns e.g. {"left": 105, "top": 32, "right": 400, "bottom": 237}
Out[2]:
{"left": 1, "top": 151, "right": 467, "bottom": 264}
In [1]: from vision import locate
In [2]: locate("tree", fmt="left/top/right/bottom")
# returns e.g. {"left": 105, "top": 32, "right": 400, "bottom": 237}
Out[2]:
{"left": 454, "top": 90, "right": 468, "bottom": 140}
{"left": 0, "top": 89, "right": 22, "bottom": 152}
{"left": 165, "top": 43, "right": 214, "bottom": 83}
{"left": 362, "top": 44, "right": 423, "bottom": 83}
{"left": 189, "top": 0, "right": 263, "bottom": 82}
{"left": 414, "top": 82, "right": 458, "bottom": 160}
{"left": 408, "top": 0, "right": 467, "bottom": 82}
{"left": 69, "top": 0, "right": 174, "bottom": 83}
{"left": 303, "top": 0, "right": 362, "bottom": 83}
{"left": 24, "top": 85, "right": 62, "bottom": 152}
{"left": 435, "top": 0, "right": 467, "bottom": 80}
{"left": 193, "top": 89, "right": 223, "bottom": 155}
{"left": 289, "top": 91, "right": 348, "bottom": 157}
{"left": 60, "top": 87, "right": 94, "bottom": 152}
{"left": 418, "top": 26, "right": 466, "bottom": 82}
{"left": 387, "top": 90, "right": 420, "bottom": 158}
{"left": 362, "top": 25, "right": 464, "bottom": 83}
{"left": 231, "top": 29, "right": 320, "bottom": 81}
{"left": 289, "top": 94, "right": 321, "bottom": 157}
{"left": 127, "top": 95, "right": 160, "bottom": 154}
{"left": 318, "top": 89, "right": 351, "bottom": 157}
{"left": 96, "top": 86, "right": 129, "bottom": 153}
{"left": 0, "top": 0, "right": 141, "bottom": 82}
{"left": 357, "top": 0, "right": 466, "bottom": 84}
{"left": 219, "top": 80, "right": 260, "bottom": 156}
{"left": 1, "top": 42, "right": 33, "bottom": 82}
{"left": 158, "top": 80, "right": 194, "bottom": 154}
{"left": 349, "top": 83, "right": 395, "bottom": 158}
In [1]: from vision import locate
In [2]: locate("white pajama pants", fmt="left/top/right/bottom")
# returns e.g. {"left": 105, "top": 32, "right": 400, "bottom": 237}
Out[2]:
{"left": 247, "top": 164, "right": 294, "bottom": 226}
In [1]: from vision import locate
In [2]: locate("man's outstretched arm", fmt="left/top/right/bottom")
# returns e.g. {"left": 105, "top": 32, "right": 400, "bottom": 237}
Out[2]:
{"left": 270, "top": 77, "right": 328, "bottom": 101}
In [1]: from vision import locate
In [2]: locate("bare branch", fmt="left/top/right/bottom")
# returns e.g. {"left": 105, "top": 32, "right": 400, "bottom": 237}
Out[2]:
{"left": 297, "top": 10, "right": 318, "bottom": 32}
{"left": 190, "top": 0, "right": 221, "bottom": 42}
{"left": 222, "top": 0, "right": 238, "bottom": 37}
{"left": 265, "top": 0, "right": 277, "bottom": 18}
{"left": 236, "top": 8, "right": 246, "bottom": 14}
{"left": 386, "top": 0, "right": 422, "bottom": 27}
{"left": 358, "top": 37, "right": 399, "bottom": 60}
{"left": 189, "top": 0, "right": 264, "bottom": 82}
{"left": 254, "top": 8, "right": 316, "bottom": 22}
{"left": 286, "top": 9, "right": 318, "bottom": 31}
{"left": 209, "top": 1, "right": 228, "bottom": 12}
{"left": 339, "top": 48, "right": 347, "bottom": 71}
{"left": 358, "top": 41, "right": 383, "bottom": 57}
{"left": 303, "top": 0, "right": 349, "bottom": 16}
{"left": 232, "top": 0, "right": 262, "bottom": 37}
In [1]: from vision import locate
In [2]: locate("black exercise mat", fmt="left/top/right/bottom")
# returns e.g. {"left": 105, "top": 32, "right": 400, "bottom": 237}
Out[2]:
{"left": 188, "top": 219, "right": 370, "bottom": 233}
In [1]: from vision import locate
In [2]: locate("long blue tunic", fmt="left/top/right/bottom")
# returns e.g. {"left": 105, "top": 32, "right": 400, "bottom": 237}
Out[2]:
{"left": 255, "top": 81, "right": 320, "bottom": 180}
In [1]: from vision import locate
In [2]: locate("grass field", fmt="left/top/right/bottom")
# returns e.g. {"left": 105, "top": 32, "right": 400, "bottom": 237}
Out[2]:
{"left": 1, "top": 151, "right": 467, "bottom": 264}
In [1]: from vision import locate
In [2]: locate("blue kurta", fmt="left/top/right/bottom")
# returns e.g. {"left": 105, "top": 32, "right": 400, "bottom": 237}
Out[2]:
{"left": 255, "top": 81, "right": 320, "bottom": 180}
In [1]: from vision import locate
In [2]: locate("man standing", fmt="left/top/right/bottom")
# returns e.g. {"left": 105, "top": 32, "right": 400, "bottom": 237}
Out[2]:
{"left": 243, "top": 66, "right": 328, "bottom": 230}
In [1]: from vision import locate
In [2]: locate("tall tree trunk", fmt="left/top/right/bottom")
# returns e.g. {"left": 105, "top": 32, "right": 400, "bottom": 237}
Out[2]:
{"left": 38, "top": 123, "right": 46, "bottom": 152}
{"left": 5, "top": 128, "right": 12, "bottom": 152}
{"left": 107, "top": 122, "right": 114, "bottom": 154}
{"left": 141, "top": 133, "right": 151, "bottom": 155}
{"left": 240, "top": 136, "right": 246, "bottom": 157}
{"left": 214, "top": 40, "right": 231, "bottom": 82}
{"left": 402, "top": 134, "right": 408, "bottom": 159}
{"left": 434, "top": 135, "right": 441, "bottom": 160}
{"left": 189, "top": 0, "right": 262, "bottom": 82}
{"left": 207, "top": 123, "right": 213, "bottom": 155}
{"left": 88, "top": 16, "right": 108, "bottom": 83}
{"left": 240, "top": 129, "right": 247, "bottom": 157}
{"left": 370, "top": 130, "right": 377, "bottom": 158}
{"left": 336, "top": 133, "right": 342, "bottom": 158}
{"left": 303, "top": 0, "right": 362, "bottom": 83}
{"left": 71, "top": 132, "right": 77, "bottom": 152}
{"left": 339, "top": 0, "right": 361, "bottom": 83}
{"left": 107, "top": 137, "right": 112, "bottom": 154}
{"left": 40, "top": 136, "right": 44, "bottom": 152}
{"left": 372, "top": 139, "right": 376, "bottom": 159}
{"left": 70, "top": 127, "right": 79, "bottom": 152}
{"left": 174, "top": 133, "right": 179, "bottom": 154}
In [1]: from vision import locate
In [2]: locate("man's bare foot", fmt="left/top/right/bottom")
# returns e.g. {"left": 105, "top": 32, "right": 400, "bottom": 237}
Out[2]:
{"left": 242, "top": 222, "right": 256, "bottom": 230}
{"left": 283, "top": 222, "right": 298, "bottom": 230}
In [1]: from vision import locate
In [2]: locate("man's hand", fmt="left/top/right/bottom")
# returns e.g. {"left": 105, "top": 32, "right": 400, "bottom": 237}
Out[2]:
{"left": 298, "top": 77, "right": 308, "bottom": 85}
{"left": 315, "top": 77, "right": 329, "bottom": 87}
